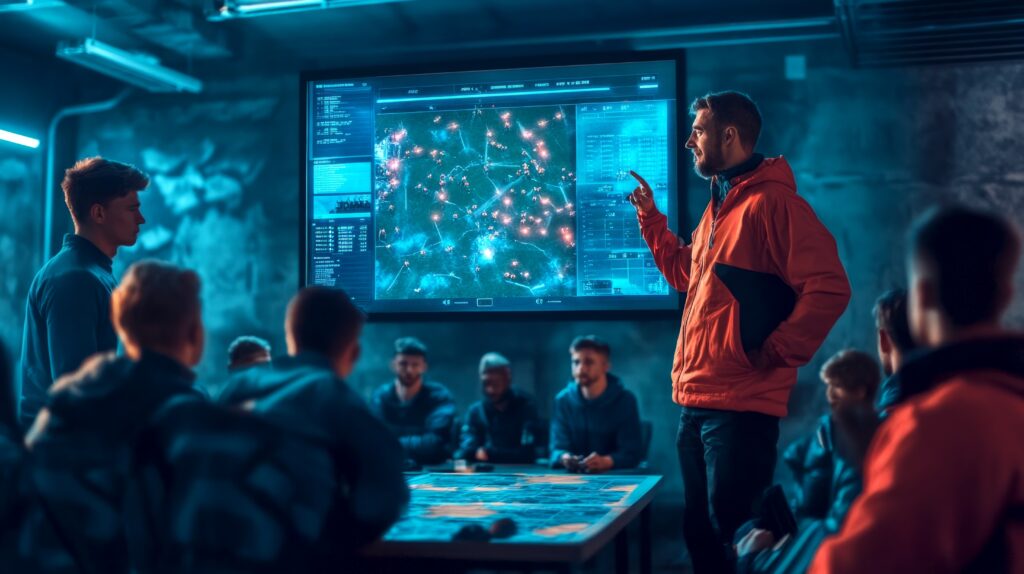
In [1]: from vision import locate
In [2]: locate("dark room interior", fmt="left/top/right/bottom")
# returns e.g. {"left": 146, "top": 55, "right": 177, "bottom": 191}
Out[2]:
{"left": 1, "top": 1, "right": 1023, "bottom": 573}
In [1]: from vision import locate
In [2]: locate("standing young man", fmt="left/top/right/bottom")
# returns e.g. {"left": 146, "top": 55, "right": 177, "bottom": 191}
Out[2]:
{"left": 24, "top": 260, "right": 205, "bottom": 574}
{"left": 629, "top": 91, "right": 850, "bottom": 573}
{"left": 19, "top": 157, "right": 148, "bottom": 428}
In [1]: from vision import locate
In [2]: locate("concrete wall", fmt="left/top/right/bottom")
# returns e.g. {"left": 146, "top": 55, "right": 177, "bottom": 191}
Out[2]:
{"left": 0, "top": 47, "right": 84, "bottom": 363}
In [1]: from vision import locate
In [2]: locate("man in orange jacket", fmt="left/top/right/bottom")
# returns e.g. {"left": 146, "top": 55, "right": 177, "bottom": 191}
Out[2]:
{"left": 810, "top": 206, "right": 1024, "bottom": 573}
{"left": 629, "top": 91, "right": 850, "bottom": 573}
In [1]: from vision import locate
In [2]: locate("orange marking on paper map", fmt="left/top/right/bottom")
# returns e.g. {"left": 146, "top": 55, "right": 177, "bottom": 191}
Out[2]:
{"left": 426, "top": 504, "right": 496, "bottom": 518}
{"left": 411, "top": 484, "right": 458, "bottom": 492}
{"left": 523, "top": 475, "right": 586, "bottom": 485}
{"left": 533, "top": 523, "right": 590, "bottom": 537}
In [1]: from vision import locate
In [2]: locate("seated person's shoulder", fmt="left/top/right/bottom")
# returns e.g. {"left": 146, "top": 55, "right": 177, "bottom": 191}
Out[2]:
{"left": 370, "top": 381, "right": 392, "bottom": 401}
{"left": 620, "top": 385, "right": 640, "bottom": 404}
{"left": 217, "top": 363, "right": 274, "bottom": 404}
{"left": 903, "top": 376, "right": 1024, "bottom": 432}
{"left": 49, "top": 352, "right": 124, "bottom": 396}
{"left": 511, "top": 388, "right": 537, "bottom": 404}
{"left": 424, "top": 381, "right": 455, "bottom": 403}
{"left": 553, "top": 385, "right": 575, "bottom": 407}
{"left": 465, "top": 398, "right": 484, "bottom": 413}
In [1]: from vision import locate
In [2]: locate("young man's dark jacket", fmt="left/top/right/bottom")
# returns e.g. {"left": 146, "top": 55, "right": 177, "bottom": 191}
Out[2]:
{"left": 19, "top": 234, "right": 119, "bottom": 428}
{"left": 370, "top": 380, "right": 456, "bottom": 465}
{"left": 24, "top": 350, "right": 203, "bottom": 574}
{"left": 456, "top": 387, "right": 540, "bottom": 463}
{"left": 216, "top": 352, "right": 409, "bottom": 548}
{"left": 783, "top": 414, "right": 862, "bottom": 526}
{"left": 738, "top": 414, "right": 863, "bottom": 574}
{"left": 549, "top": 374, "right": 644, "bottom": 469}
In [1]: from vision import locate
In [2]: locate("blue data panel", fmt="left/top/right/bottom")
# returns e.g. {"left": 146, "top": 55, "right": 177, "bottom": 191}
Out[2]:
{"left": 304, "top": 58, "right": 680, "bottom": 315}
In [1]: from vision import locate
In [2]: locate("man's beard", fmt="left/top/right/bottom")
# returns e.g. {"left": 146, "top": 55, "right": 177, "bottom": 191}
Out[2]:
{"left": 692, "top": 141, "right": 725, "bottom": 179}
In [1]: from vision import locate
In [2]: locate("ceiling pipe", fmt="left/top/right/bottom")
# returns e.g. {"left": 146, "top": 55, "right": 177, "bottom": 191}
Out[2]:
{"left": 43, "top": 88, "right": 133, "bottom": 265}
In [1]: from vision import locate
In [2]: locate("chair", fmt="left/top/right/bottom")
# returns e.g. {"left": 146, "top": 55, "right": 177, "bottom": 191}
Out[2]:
{"left": 638, "top": 420, "right": 654, "bottom": 470}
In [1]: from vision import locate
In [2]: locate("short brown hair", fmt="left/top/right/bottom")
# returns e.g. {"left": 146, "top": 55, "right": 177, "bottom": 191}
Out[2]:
{"left": 820, "top": 349, "right": 881, "bottom": 402}
{"left": 910, "top": 205, "right": 1021, "bottom": 327}
{"left": 227, "top": 336, "right": 271, "bottom": 369}
{"left": 873, "top": 289, "right": 916, "bottom": 353}
{"left": 690, "top": 91, "right": 763, "bottom": 150}
{"left": 394, "top": 337, "right": 428, "bottom": 358}
{"left": 62, "top": 157, "right": 149, "bottom": 225}
{"left": 112, "top": 260, "right": 201, "bottom": 351}
{"left": 286, "top": 286, "right": 365, "bottom": 357}
{"left": 569, "top": 335, "right": 611, "bottom": 358}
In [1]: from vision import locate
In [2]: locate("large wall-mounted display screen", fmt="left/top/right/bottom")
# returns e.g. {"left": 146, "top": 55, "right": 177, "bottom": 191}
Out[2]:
{"left": 301, "top": 54, "right": 682, "bottom": 317}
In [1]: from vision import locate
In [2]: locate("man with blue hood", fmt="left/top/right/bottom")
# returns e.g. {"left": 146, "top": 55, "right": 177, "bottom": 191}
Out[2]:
{"left": 550, "top": 335, "right": 644, "bottom": 472}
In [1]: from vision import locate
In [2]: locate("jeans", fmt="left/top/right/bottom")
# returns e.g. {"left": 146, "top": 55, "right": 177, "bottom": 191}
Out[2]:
{"left": 677, "top": 406, "right": 780, "bottom": 574}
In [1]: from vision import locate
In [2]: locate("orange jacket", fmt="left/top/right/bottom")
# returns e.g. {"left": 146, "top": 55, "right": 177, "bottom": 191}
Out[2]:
{"left": 639, "top": 156, "right": 849, "bottom": 416}
{"left": 810, "top": 336, "right": 1024, "bottom": 573}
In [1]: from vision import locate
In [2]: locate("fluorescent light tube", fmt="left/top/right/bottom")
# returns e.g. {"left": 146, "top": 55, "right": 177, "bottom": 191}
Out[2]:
{"left": 56, "top": 38, "right": 202, "bottom": 94}
{"left": 0, "top": 0, "right": 64, "bottom": 13}
{"left": 210, "top": 0, "right": 405, "bottom": 20}
{"left": 0, "top": 128, "right": 40, "bottom": 149}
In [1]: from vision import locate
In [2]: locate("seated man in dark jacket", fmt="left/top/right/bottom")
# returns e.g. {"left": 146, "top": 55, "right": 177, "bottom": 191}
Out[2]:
{"left": 737, "top": 349, "right": 880, "bottom": 573}
{"left": 217, "top": 286, "right": 409, "bottom": 549}
{"left": 872, "top": 288, "right": 917, "bottom": 415}
{"left": 370, "top": 337, "right": 456, "bottom": 466}
{"left": 215, "top": 335, "right": 272, "bottom": 401}
{"left": 24, "top": 260, "right": 207, "bottom": 574}
{"left": 455, "top": 352, "right": 541, "bottom": 464}
{"left": 783, "top": 349, "right": 881, "bottom": 520}
{"left": 550, "top": 336, "right": 643, "bottom": 473}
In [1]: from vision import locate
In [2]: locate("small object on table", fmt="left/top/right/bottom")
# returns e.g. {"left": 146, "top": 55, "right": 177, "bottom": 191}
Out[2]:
{"left": 453, "top": 459, "right": 469, "bottom": 473}
{"left": 489, "top": 517, "right": 517, "bottom": 539}
{"left": 451, "top": 518, "right": 518, "bottom": 542}
{"left": 452, "top": 524, "right": 491, "bottom": 542}
{"left": 565, "top": 454, "right": 585, "bottom": 473}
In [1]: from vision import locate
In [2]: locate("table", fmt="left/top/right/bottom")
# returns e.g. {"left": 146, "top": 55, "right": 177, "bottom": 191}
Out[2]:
{"left": 362, "top": 471, "right": 663, "bottom": 573}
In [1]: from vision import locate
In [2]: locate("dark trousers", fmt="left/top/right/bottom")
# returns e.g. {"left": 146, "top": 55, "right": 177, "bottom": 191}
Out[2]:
{"left": 677, "top": 406, "right": 780, "bottom": 574}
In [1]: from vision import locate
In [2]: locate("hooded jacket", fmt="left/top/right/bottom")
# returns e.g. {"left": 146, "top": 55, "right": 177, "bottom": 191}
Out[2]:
{"left": 24, "top": 351, "right": 203, "bottom": 574}
{"left": 216, "top": 352, "right": 409, "bottom": 548}
{"left": 549, "top": 374, "right": 644, "bottom": 469}
{"left": 370, "top": 380, "right": 456, "bottom": 465}
{"left": 456, "top": 388, "right": 541, "bottom": 463}
{"left": 639, "top": 156, "right": 850, "bottom": 417}
{"left": 810, "top": 334, "right": 1024, "bottom": 574}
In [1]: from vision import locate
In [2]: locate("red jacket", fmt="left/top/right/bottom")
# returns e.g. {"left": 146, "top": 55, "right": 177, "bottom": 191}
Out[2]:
{"left": 810, "top": 335, "right": 1024, "bottom": 573}
{"left": 639, "top": 156, "right": 849, "bottom": 417}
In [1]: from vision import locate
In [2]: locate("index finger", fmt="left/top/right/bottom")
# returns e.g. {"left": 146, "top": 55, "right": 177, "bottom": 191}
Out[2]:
{"left": 629, "top": 170, "right": 652, "bottom": 192}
